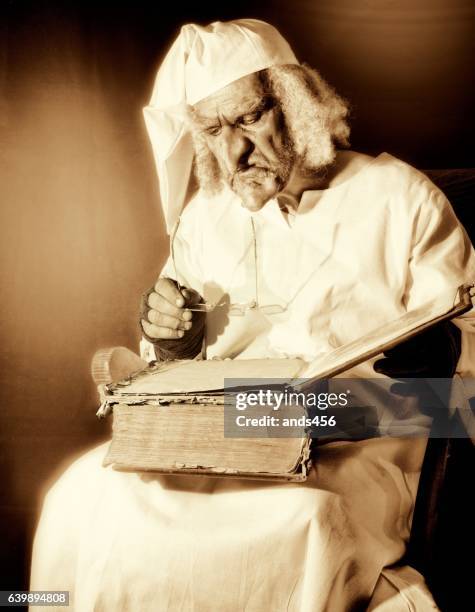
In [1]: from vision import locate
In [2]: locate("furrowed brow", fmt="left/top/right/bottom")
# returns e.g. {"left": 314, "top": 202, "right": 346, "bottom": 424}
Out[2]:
{"left": 234, "top": 96, "right": 274, "bottom": 121}
{"left": 187, "top": 106, "right": 217, "bottom": 130}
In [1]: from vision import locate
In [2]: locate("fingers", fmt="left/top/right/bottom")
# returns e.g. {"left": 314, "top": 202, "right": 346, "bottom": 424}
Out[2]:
{"left": 142, "top": 277, "right": 202, "bottom": 340}
{"left": 147, "top": 309, "right": 192, "bottom": 331}
{"left": 147, "top": 291, "right": 192, "bottom": 320}
{"left": 155, "top": 277, "right": 186, "bottom": 308}
{"left": 141, "top": 319, "right": 185, "bottom": 340}
{"left": 181, "top": 287, "right": 202, "bottom": 306}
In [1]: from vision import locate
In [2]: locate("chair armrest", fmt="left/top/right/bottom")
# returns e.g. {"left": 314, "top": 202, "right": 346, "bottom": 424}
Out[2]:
{"left": 91, "top": 346, "right": 148, "bottom": 386}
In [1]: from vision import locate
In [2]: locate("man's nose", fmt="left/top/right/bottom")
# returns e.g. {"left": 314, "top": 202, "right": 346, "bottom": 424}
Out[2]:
{"left": 218, "top": 127, "right": 253, "bottom": 173}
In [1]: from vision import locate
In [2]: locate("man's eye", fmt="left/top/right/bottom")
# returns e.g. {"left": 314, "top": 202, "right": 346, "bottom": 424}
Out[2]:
{"left": 240, "top": 111, "right": 262, "bottom": 126}
{"left": 205, "top": 126, "right": 222, "bottom": 137}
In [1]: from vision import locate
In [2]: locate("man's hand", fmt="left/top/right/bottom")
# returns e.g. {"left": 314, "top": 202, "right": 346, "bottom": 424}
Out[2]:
{"left": 140, "top": 277, "right": 202, "bottom": 341}
{"left": 373, "top": 321, "right": 461, "bottom": 379}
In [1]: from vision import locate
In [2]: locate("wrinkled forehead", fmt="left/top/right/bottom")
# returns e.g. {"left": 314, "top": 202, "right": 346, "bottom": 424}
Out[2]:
{"left": 191, "top": 72, "right": 268, "bottom": 124}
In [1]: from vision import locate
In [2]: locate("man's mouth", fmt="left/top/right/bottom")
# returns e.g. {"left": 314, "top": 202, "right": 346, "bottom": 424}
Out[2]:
{"left": 232, "top": 166, "right": 273, "bottom": 188}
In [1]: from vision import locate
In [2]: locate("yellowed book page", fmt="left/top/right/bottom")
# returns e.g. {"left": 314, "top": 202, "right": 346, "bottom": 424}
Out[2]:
{"left": 119, "top": 358, "right": 305, "bottom": 395}
{"left": 105, "top": 403, "right": 308, "bottom": 475}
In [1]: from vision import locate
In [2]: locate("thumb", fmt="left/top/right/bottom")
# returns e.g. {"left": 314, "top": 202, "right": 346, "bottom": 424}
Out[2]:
{"left": 181, "top": 287, "right": 203, "bottom": 307}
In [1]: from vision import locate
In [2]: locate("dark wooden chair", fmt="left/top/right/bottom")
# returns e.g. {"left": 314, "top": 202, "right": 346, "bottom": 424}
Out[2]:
{"left": 402, "top": 169, "right": 475, "bottom": 611}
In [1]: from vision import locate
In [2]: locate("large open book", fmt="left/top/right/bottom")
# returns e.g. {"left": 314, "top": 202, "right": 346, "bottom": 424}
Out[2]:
{"left": 99, "top": 284, "right": 473, "bottom": 481}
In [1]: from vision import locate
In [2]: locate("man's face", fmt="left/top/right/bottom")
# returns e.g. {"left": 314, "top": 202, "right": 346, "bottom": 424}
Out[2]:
{"left": 193, "top": 73, "right": 294, "bottom": 211}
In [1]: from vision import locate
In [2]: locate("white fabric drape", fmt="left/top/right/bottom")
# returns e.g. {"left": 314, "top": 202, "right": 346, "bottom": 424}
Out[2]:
{"left": 31, "top": 153, "right": 474, "bottom": 610}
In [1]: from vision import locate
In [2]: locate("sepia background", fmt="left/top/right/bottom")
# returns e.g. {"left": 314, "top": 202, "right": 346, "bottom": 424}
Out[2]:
{"left": 1, "top": 0, "right": 474, "bottom": 607}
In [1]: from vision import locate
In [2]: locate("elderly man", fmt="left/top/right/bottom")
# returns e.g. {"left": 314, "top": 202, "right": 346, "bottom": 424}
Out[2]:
{"left": 31, "top": 19, "right": 474, "bottom": 612}
{"left": 139, "top": 21, "right": 470, "bottom": 376}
